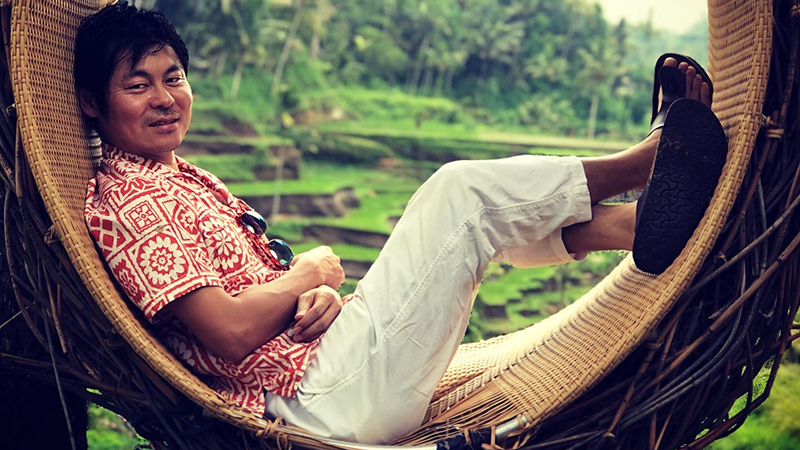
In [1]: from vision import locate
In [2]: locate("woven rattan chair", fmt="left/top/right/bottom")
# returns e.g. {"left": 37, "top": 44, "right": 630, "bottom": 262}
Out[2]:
{"left": 1, "top": 0, "right": 798, "bottom": 448}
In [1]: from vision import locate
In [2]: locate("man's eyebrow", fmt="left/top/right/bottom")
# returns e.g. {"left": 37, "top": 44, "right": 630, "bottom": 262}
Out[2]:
{"left": 121, "top": 64, "right": 183, "bottom": 81}
{"left": 121, "top": 69, "right": 152, "bottom": 81}
{"left": 164, "top": 64, "right": 183, "bottom": 75}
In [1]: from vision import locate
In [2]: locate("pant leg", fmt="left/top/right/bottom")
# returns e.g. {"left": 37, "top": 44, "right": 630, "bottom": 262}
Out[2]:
{"left": 264, "top": 155, "right": 592, "bottom": 443}
{"left": 493, "top": 228, "right": 589, "bottom": 268}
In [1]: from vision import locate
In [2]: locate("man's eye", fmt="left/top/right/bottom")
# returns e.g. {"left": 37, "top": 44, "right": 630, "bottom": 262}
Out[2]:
{"left": 167, "top": 77, "right": 184, "bottom": 84}
{"left": 127, "top": 84, "right": 147, "bottom": 90}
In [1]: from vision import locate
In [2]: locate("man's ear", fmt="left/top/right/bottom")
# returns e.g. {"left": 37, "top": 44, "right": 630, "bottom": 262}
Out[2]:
{"left": 78, "top": 88, "right": 100, "bottom": 118}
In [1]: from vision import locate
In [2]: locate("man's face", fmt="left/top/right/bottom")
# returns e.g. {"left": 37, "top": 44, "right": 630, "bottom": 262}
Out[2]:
{"left": 80, "top": 45, "right": 192, "bottom": 163}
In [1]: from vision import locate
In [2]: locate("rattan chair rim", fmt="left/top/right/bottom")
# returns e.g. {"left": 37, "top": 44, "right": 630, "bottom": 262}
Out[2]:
{"left": 5, "top": 0, "right": 777, "bottom": 447}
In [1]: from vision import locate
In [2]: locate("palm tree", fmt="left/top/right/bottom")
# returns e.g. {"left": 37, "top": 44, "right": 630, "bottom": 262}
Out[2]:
{"left": 575, "top": 38, "right": 625, "bottom": 139}
{"left": 271, "top": 0, "right": 305, "bottom": 94}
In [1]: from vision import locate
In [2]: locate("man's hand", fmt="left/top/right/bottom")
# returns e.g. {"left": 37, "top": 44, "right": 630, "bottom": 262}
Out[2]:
{"left": 290, "top": 246, "right": 345, "bottom": 290}
{"left": 292, "top": 285, "right": 343, "bottom": 342}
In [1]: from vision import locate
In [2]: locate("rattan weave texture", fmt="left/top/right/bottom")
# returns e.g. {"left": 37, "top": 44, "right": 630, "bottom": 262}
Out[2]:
{"left": 2, "top": 0, "right": 796, "bottom": 449}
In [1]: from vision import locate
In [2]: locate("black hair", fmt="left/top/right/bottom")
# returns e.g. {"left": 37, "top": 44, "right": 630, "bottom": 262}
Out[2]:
{"left": 74, "top": 1, "right": 189, "bottom": 116}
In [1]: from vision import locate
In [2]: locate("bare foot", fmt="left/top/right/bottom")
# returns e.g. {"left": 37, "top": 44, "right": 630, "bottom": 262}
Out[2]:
{"left": 563, "top": 202, "right": 637, "bottom": 253}
{"left": 580, "top": 57, "right": 714, "bottom": 202}
{"left": 572, "top": 57, "right": 714, "bottom": 250}
{"left": 662, "top": 57, "right": 712, "bottom": 108}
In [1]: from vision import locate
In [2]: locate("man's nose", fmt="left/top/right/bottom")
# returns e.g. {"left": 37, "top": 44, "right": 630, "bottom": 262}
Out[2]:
{"left": 149, "top": 83, "right": 175, "bottom": 109}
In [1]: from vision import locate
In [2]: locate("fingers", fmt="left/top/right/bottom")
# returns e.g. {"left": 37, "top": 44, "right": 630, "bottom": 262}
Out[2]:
{"left": 316, "top": 246, "right": 345, "bottom": 288}
{"left": 297, "top": 302, "right": 341, "bottom": 342}
{"left": 294, "top": 289, "right": 314, "bottom": 321}
{"left": 313, "top": 245, "right": 332, "bottom": 255}
{"left": 293, "top": 287, "right": 342, "bottom": 342}
{"left": 294, "top": 290, "right": 324, "bottom": 325}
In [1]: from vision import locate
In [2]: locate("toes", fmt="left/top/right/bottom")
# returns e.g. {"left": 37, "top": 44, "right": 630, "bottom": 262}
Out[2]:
{"left": 685, "top": 66, "right": 697, "bottom": 96}
{"left": 691, "top": 74, "right": 703, "bottom": 100}
{"left": 659, "top": 57, "right": 712, "bottom": 109}
{"left": 700, "top": 82, "right": 712, "bottom": 107}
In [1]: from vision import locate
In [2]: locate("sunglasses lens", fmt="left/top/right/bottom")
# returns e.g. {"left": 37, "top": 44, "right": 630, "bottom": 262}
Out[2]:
{"left": 240, "top": 210, "right": 267, "bottom": 236}
{"left": 240, "top": 211, "right": 292, "bottom": 267}
{"left": 268, "top": 239, "right": 294, "bottom": 266}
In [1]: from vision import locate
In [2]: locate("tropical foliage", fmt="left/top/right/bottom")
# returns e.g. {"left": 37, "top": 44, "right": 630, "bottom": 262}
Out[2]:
{"left": 155, "top": 0, "right": 707, "bottom": 139}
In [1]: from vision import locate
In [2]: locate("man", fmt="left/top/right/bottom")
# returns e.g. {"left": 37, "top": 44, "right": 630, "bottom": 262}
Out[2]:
{"left": 77, "top": 2, "right": 724, "bottom": 444}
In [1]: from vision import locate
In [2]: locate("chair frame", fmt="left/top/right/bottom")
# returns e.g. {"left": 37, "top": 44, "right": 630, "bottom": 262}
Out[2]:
{"left": 1, "top": 0, "right": 798, "bottom": 449}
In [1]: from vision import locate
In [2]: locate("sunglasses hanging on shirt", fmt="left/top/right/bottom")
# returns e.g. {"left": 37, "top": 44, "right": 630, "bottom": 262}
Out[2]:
{"left": 239, "top": 210, "right": 294, "bottom": 269}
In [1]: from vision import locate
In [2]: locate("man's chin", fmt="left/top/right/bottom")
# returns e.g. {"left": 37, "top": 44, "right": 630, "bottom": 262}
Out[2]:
{"left": 145, "top": 135, "right": 186, "bottom": 154}
{"left": 108, "top": 131, "right": 186, "bottom": 156}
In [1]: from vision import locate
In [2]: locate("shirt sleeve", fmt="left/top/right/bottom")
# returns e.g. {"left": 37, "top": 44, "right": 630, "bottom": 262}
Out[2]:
{"left": 85, "top": 175, "right": 222, "bottom": 323}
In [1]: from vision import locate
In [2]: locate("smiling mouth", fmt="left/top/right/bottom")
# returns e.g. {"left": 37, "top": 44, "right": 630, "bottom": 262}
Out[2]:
{"left": 149, "top": 118, "right": 179, "bottom": 127}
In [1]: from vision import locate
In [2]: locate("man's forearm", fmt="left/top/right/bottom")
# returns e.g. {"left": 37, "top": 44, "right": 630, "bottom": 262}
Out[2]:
{"left": 167, "top": 268, "right": 323, "bottom": 363}
{"left": 232, "top": 270, "right": 322, "bottom": 341}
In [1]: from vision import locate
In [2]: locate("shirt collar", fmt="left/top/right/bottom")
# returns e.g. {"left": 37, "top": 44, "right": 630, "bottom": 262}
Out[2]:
{"left": 102, "top": 145, "right": 237, "bottom": 208}
{"left": 102, "top": 146, "right": 183, "bottom": 179}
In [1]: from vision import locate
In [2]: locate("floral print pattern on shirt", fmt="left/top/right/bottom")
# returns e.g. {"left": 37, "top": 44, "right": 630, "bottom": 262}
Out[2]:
{"left": 85, "top": 147, "right": 320, "bottom": 415}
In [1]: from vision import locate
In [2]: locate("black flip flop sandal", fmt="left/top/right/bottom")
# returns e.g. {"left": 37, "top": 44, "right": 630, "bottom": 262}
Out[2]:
{"left": 649, "top": 53, "right": 714, "bottom": 135}
{"left": 633, "top": 98, "right": 728, "bottom": 275}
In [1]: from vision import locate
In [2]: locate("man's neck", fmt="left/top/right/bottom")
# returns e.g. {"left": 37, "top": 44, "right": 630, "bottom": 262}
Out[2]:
{"left": 158, "top": 152, "right": 179, "bottom": 171}
{"left": 106, "top": 145, "right": 180, "bottom": 172}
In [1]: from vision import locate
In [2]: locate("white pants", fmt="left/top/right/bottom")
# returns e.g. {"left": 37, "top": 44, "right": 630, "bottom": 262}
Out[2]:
{"left": 264, "top": 155, "right": 592, "bottom": 443}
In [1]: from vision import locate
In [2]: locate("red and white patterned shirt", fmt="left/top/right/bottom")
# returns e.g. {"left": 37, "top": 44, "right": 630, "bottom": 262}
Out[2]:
{"left": 85, "top": 146, "right": 319, "bottom": 415}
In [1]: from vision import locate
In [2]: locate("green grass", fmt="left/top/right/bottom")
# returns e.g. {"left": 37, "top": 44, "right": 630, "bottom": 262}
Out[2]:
{"left": 477, "top": 284, "right": 594, "bottom": 336}
{"left": 312, "top": 190, "right": 413, "bottom": 234}
{"left": 87, "top": 404, "right": 147, "bottom": 450}
{"left": 188, "top": 107, "right": 227, "bottom": 135}
{"left": 189, "top": 77, "right": 280, "bottom": 135}
{"left": 227, "top": 162, "right": 418, "bottom": 196}
{"left": 183, "top": 154, "right": 258, "bottom": 182}
{"left": 298, "top": 87, "right": 470, "bottom": 126}
{"left": 478, "top": 265, "right": 556, "bottom": 306}
{"left": 292, "top": 132, "right": 397, "bottom": 164}
{"left": 183, "top": 133, "right": 292, "bottom": 147}
{"left": 467, "top": 252, "right": 624, "bottom": 341}
{"left": 267, "top": 219, "right": 308, "bottom": 242}
{"left": 708, "top": 363, "right": 800, "bottom": 450}
{"left": 526, "top": 146, "right": 605, "bottom": 157}
{"left": 316, "top": 120, "right": 634, "bottom": 153}
{"left": 227, "top": 162, "right": 418, "bottom": 235}
{"left": 291, "top": 240, "right": 381, "bottom": 262}
{"left": 476, "top": 130, "right": 634, "bottom": 151}
{"left": 298, "top": 121, "right": 615, "bottom": 164}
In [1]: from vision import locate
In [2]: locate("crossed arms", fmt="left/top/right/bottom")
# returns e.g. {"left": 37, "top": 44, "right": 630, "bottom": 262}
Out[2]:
{"left": 165, "top": 246, "right": 347, "bottom": 363}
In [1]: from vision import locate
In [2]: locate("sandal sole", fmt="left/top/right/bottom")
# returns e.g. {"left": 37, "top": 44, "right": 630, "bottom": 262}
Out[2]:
{"left": 633, "top": 98, "right": 728, "bottom": 275}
